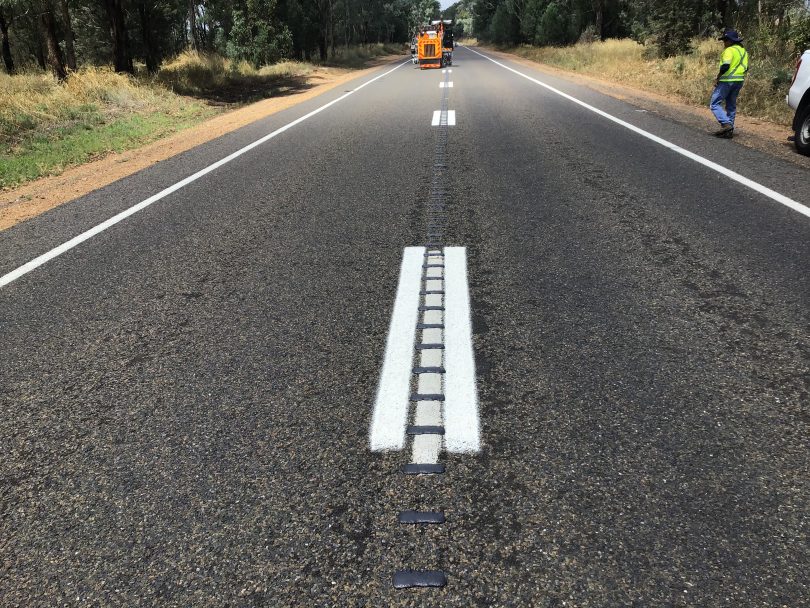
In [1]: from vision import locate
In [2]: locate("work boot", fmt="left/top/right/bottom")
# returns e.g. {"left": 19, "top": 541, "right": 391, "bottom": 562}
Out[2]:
{"left": 714, "top": 124, "right": 734, "bottom": 137}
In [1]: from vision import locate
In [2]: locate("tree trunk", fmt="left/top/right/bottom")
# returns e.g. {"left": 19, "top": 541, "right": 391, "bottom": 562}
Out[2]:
{"left": 35, "top": 35, "right": 47, "bottom": 70}
{"left": 593, "top": 0, "right": 604, "bottom": 40}
{"left": 58, "top": 0, "right": 77, "bottom": 70}
{"left": 0, "top": 9, "right": 14, "bottom": 75}
{"left": 137, "top": 1, "right": 159, "bottom": 73}
{"left": 328, "top": 0, "right": 335, "bottom": 58}
{"left": 104, "top": 0, "right": 133, "bottom": 73}
{"left": 38, "top": 1, "right": 67, "bottom": 80}
{"left": 188, "top": 0, "right": 198, "bottom": 50}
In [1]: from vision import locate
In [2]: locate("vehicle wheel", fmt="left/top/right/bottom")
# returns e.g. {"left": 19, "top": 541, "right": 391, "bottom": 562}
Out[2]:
{"left": 796, "top": 105, "right": 810, "bottom": 157}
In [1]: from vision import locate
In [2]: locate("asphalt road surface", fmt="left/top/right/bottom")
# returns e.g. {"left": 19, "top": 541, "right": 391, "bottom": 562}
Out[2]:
{"left": 1, "top": 46, "right": 809, "bottom": 607}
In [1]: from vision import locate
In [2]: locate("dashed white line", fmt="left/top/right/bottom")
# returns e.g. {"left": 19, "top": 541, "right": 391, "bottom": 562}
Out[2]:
{"left": 431, "top": 110, "right": 457, "bottom": 127}
{"left": 443, "top": 247, "right": 480, "bottom": 453}
{"left": 0, "top": 60, "right": 411, "bottom": 289}
{"left": 463, "top": 45, "right": 810, "bottom": 220}
{"left": 369, "top": 247, "right": 426, "bottom": 451}
{"left": 439, "top": 82, "right": 453, "bottom": 88}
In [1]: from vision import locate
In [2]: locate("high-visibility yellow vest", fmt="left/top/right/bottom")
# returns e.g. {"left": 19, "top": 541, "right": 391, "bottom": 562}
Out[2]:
{"left": 719, "top": 44, "right": 749, "bottom": 82}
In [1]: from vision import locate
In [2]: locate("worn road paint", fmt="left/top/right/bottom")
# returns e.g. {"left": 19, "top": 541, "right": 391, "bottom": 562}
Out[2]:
{"left": 403, "top": 463, "right": 445, "bottom": 474}
{"left": 369, "top": 247, "right": 426, "bottom": 451}
{"left": 443, "top": 246, "right": 480, "bottom": 453}
{"left": 0, "top": 61, "right": 411, "bottom": 289}
{"left": 463, "top": 45, "right": 810, "bottom": 220}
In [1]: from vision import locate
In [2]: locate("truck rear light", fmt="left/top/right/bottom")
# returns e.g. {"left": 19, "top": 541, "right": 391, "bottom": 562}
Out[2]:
{"left": 792, "top": 57, "right": 802, "bottom": 86}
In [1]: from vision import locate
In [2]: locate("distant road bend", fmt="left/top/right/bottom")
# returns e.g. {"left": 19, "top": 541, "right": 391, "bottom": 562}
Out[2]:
{"left": 1, "top": 46, "right": 808, "bottom": 606}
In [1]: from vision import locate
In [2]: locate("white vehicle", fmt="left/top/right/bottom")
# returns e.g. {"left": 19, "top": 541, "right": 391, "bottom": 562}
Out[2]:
{"left": 787, "top": 49, "right": 810, "bottom": 156}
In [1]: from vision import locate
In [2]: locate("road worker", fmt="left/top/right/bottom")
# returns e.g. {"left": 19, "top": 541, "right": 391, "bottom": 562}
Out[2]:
{"left": 710, "top": 29, "right": 749, "bottom": 139}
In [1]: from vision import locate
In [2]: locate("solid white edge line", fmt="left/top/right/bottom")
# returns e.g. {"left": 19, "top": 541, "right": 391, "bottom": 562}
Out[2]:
{"left": 369, "top": 247, "right": 425, "bottom": 451}
{"left": 462, "top": 45, "right": 810, "bottom": 220}
{"left": 443, "top": 246, "right": 480, "bottom": 453}
{"left": 0, "top": 60, "right": 411, "bottom": 290}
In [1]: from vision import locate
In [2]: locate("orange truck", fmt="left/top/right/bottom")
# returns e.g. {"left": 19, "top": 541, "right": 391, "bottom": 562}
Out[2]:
{"left": 417, "top": 20, "right": 453, "bottom": 69}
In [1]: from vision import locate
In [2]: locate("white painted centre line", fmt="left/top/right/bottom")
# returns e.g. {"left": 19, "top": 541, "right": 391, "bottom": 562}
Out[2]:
{"left": 369, "top": 247, "right": 426, "bottom": 451}
{"left": 443, "top": 247, "right": 480, "bottom": 453}
{"left": 431, "top": 110, "right": 457, "bottom": 127}
{"left": 439, "top": 81, "right": 454, "bottom": 88}
{"left": 463, "top": 45, "right": 810, "bottom": 220}
{"left": 0, "top": 60, "right": 411, "bottom": 289}
{"left": 371, "top": 247, "right": 480, "bottom": 457}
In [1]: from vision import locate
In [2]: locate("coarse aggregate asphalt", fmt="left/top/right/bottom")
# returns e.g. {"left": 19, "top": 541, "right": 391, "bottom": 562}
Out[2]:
{"left": 1, "top": 46, "right": 808, "bottom": 606}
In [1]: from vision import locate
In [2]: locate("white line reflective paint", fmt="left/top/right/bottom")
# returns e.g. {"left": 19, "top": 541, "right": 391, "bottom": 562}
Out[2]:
{"left": 431, "top": 110, "right": 457, "bottom": 127}
{"left": 463, "top": 45, "right": 810, "bottom": 220}
{"left": 0, "top": 60, "right": 410, "bottom": 289}
{"left": 369, "top": 247, "right": 425, "bottom": 451}
{"left": 439, "top": 81, "right": 454, "bottom": 88}
{"left": 443, "top": 246, "right": 480, "bottom": 453}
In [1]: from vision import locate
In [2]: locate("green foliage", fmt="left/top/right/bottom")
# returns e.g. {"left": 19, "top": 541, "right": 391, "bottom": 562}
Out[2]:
{"left": 537, "top": 2, "right": 570, "bottom": 46}
{"left": 648, "top": 0, "right": 699, "bottom": 58}
{"left": 228, "top": 0, "right": 293, "bottom": 67}
{"left": 790, "top": 11, "right": 810, "bottom": 54}
{"left": 490, "top": 3, "right": 519, "bottom": 44}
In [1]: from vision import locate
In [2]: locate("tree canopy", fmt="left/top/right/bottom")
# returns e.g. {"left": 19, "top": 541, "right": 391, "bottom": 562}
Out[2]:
{"left": 457, "top": 0, "right": 810, "bottom": 57}
{"left": 0, "top": 0, "right": 440, "bottom": 77}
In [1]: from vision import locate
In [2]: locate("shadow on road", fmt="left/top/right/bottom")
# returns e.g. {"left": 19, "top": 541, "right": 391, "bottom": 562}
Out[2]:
{"left": 180, "top": 75, "right": 318, "bottom": 106}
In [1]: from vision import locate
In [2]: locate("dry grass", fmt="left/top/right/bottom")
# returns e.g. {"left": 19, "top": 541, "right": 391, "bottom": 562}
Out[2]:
{"left": 0, "top": 66, "right": 213, "bottom": 188}
{"left": 0, "top": 67, "right": 170, "bottom": 146}
{"left": 156, "top": 50, "right": 316, "bottom": 95}
{"left": 507, "top": 38, "right": 795, "bottom": 125}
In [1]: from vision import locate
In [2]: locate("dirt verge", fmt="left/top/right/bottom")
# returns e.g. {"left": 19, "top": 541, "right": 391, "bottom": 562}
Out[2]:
{"left": 0, "top": 57, "right": 403, "bottom": 232}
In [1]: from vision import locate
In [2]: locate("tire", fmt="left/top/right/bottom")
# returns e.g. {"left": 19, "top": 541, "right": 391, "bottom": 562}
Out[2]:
{"left": 796, "top": 105, "right": 810, "bottom": 157}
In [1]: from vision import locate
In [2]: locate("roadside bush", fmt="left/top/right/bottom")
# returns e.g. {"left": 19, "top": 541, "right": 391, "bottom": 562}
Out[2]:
{"left": 790, "top": 13, "right": 810, "bottom": 54}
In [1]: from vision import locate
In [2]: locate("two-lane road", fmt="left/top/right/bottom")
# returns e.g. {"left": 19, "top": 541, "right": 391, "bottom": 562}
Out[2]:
{"left": 1, "top": 46, "right": 808, "bottom": 606}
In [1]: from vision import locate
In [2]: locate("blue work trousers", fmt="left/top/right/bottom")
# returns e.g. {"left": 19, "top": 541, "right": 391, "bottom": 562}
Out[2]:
{"left": 710, "top": 81, "right": 743, "bottom": 127}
